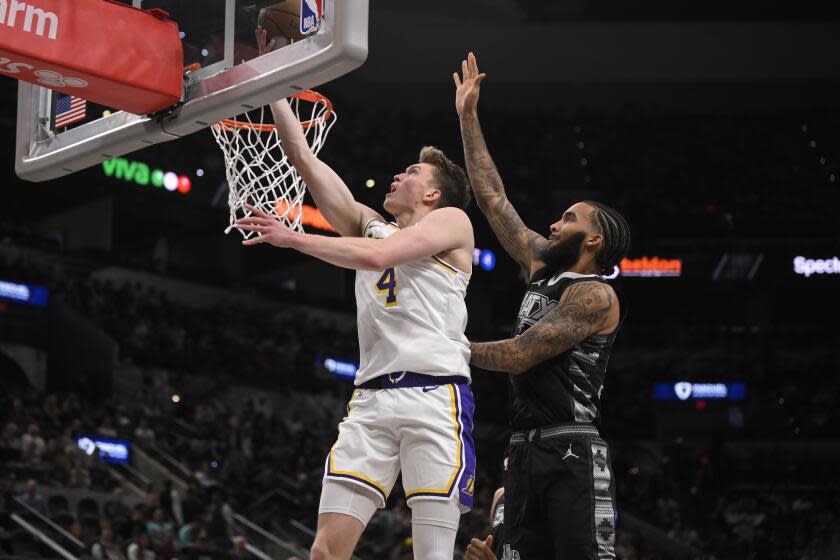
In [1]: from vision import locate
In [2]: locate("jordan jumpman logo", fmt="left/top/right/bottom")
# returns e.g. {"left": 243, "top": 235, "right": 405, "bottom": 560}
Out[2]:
{"left": 562, "top": 442, "right": 580, "bottom": 461}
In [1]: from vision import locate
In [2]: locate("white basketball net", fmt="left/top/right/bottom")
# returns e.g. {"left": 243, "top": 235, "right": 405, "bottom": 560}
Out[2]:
{"left": 211, "top": 92, "right": 336, "bottom": 237}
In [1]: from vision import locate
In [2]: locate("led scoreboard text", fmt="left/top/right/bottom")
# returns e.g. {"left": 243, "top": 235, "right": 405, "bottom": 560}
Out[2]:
{"left": 102, "top": 157, "right": 192, "bottom": 195}
{"left": 653, "top": 382, "right": 747, "bottom": 401}
{"left": 604, "top": 256, "right": 683, "bottom": 279}
{"left": 76, "top": 435, "right": 130, "bottom": 464}
{"left": 0, "top": 279, "right": 48, "bottom": 307}
{"left": 793, "top": 256, "right": 840, "bottom": 278}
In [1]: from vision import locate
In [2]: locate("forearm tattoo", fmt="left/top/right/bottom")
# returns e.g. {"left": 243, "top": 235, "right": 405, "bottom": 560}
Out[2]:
{"left": 471, "top": 282, "right": 615, "bottom": 374}
{"left": 460, "top": 116, "right": 545, "bottom": 265}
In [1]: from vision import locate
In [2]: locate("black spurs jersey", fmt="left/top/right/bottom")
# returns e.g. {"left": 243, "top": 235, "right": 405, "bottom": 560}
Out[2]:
{"left": 509, "top": 268, "right": 625, "bottom": 429}
{"left": 490, "top": 493, "right": 505, "bottom": 557}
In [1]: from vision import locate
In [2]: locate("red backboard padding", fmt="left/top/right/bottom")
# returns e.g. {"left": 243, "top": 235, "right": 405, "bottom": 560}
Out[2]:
{"left": 0, "top": 0, "right": 183, "bottom": 115}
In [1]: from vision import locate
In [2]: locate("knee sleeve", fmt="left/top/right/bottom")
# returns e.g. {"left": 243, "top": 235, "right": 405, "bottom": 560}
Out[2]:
{"left": 318, "top": 479, "right": 379, "bottom": 528}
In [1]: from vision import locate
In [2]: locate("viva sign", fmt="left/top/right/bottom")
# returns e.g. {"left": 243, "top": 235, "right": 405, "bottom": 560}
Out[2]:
{"left": 102, "top": 157, "right": 192, "bottom": 195}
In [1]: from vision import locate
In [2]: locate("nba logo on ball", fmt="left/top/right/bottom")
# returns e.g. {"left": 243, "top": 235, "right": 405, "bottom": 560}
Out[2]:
{"left": 300, "top": 0, "right": 323, "bottom": 34}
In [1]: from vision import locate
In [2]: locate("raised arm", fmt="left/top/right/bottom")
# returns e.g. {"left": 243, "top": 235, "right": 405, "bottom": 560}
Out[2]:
{"left": 259, "top": 28, "right": 380, "bottom": 237}
{"left": 454, "top": 53, "right": 548, "bottom": 277}
{"left": 236, "top": 205, "right": 473, "bottom": 272}
{"left": 469, "top": 281, "right": 619, "bottom": 374}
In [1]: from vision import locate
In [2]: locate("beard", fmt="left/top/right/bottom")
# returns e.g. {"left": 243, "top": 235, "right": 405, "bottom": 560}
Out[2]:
{"left": 538, "top": 231, "right": 587, "bottom": 273}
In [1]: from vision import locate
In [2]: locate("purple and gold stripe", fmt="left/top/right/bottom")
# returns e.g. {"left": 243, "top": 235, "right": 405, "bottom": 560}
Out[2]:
{"left": 430, "top": 255, "right": 459, "bottom": 275}
{"left": 325, "top": 447, "right": 388, "bottom": 503}
{"left": 405, "top": 383, "right": 475, "bottom": 508}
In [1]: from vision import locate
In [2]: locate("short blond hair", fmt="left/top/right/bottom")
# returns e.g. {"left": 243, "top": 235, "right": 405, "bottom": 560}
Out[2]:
{"left": 418, "top": 146, "right": 471, "bottom": 210}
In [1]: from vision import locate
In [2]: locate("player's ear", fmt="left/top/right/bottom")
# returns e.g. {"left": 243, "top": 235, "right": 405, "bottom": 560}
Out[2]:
{"left": 586, "top": 232, "right": 603, "bottom": 248}
{"left": 425, "top": 188, "right": 442, "bottom": 204}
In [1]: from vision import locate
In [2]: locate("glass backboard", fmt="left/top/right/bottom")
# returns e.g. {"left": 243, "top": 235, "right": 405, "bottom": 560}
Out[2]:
{"left": 15, "top": 0, "right": 368, "bottom": 182}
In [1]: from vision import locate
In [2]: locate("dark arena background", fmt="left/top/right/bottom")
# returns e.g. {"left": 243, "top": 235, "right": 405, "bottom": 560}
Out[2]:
{"left": 2, "top": 1, "right": 840, "bottom": 559}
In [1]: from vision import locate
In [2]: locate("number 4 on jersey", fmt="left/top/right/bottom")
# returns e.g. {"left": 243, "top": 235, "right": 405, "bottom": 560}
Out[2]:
{"left": 375, "top": 268, "right": 397, "bottom": 307}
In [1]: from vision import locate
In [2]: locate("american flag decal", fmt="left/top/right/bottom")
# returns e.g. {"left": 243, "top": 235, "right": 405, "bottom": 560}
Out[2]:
{"left": 54, "top": 95, "right": 86, "bottom": 129}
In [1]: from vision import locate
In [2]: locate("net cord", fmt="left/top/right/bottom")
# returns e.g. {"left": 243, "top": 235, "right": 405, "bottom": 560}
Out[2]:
{"left": 211, "top": 94, "right": 337, "bottom": 237}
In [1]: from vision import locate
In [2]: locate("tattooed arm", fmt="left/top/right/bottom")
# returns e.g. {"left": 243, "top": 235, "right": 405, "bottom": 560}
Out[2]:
{"left": 470, "top": 282, "right": 619, "bottom": 374}
{"left": 454, "top": 53, "right": 548, "bottom": 277}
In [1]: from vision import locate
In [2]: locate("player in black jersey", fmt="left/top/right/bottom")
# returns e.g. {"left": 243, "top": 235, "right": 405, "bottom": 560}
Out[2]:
{"left": 466, "top": 487, "right": 505, "bottom": 560}
{"left": 455, "top": 53, "right": 631, "bottom": 560}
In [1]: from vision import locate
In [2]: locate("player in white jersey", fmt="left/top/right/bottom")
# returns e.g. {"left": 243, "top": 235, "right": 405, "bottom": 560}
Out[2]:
{"left": 233, "top": 30, "right": 477, "bottom": 560}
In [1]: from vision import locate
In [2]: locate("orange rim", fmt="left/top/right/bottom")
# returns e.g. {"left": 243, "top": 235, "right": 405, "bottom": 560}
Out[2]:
{"left": 218, "top": 90, "right": 334, "bottom": 133}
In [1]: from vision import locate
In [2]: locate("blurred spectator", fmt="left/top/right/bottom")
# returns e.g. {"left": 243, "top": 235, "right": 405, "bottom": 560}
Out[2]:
{"left": 142, "top": 491, "right": 159, "bottom": 517}
{"left": 159, "top": 479, "right": 183, "bottom": 525}
{"left": 177, "top": 519, "right": 202, "bottom": 550}
{"left": 92, "top": 526, "right": 127, "bottom": 560}
{"left": 19, "top": 479, "right": 47, "bottom": 516}
{"left": 98, "top": 417, "right": 119, "bottom": 438}
{"left": 186, "top": 534, "right": 215, "bottom": 560}
{"left": 67, "top": 455, "right": 91, "bottom": 489}
{"left": 134, "top": 418, "right": 156, "bottom": 447}
{"left": 145, "top": 508, "right": 173, "bottom": 547}
{"left": 0, "top": 423, "right": 20, "bottom": 451}
{"left": 105, "top": 488, "right": 131, "bottom": 534}
{"left": 121, "top": 507, "right": 147, "bottom": 542}
{"left": 180, "top": 485, "right": 204, "bottom": 525}
{"left": 228, "top": 536, "right": 248, "bottom": 559}
{"left": 20, "top": 424, "right": 45, "bottom": 462}
{"left": 194, "top": 462, "right": 217, "bottom": 489}
{"left": 157, "top": 530, "right": 178, "bottom": 558}
{"left": 126, "top": 531, "right": 156, "bottom": 560}
{"left": 69, "top": 518, "right": 84, "bottom": 544}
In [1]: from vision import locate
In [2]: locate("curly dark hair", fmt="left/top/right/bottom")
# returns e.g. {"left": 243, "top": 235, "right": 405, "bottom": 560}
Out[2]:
{"left": 583, "top": 200, "right": 632, "bottom": 274}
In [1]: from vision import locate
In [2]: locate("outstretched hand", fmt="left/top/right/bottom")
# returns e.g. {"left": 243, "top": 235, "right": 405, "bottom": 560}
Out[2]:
{"left": 465, "top": 534, "right": 496, "bottom": 560}
{"left": 454, "top": 52, "right": 486, "bottom": 119}
{"left": 235, "top": 204, "right": 300, "bottom": 248}
{"left": 255, "top": 26, "right": 276, "bottom": 57}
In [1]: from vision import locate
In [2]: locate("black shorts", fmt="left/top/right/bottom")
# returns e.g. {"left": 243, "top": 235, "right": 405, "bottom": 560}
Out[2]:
{"left": 502, "top": 425, "right": 617, "bottom": 559}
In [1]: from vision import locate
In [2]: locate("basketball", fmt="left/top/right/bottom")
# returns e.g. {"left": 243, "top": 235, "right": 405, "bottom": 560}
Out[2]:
{"left": 258, "top": 1, "right": 306, "bottom": 49}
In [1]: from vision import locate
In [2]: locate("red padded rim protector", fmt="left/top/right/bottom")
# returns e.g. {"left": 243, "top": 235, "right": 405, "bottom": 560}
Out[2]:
{"left": 0, "top": 0, "right": 184, "bottom": 115}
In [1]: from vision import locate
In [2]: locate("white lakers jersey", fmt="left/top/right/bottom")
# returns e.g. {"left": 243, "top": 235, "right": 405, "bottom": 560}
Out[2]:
{"left": 354, "top": 219, "right": 472, "bottom": 385}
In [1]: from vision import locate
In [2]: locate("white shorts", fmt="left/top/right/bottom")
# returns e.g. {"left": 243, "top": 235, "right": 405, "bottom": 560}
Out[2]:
{"left": 323, "top": 380, "right": 475, "bottom": 511}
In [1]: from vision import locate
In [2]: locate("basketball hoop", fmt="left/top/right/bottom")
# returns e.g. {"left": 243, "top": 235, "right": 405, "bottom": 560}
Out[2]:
{"left": 211, "top": 90, "right": 336, "bottom": 237}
